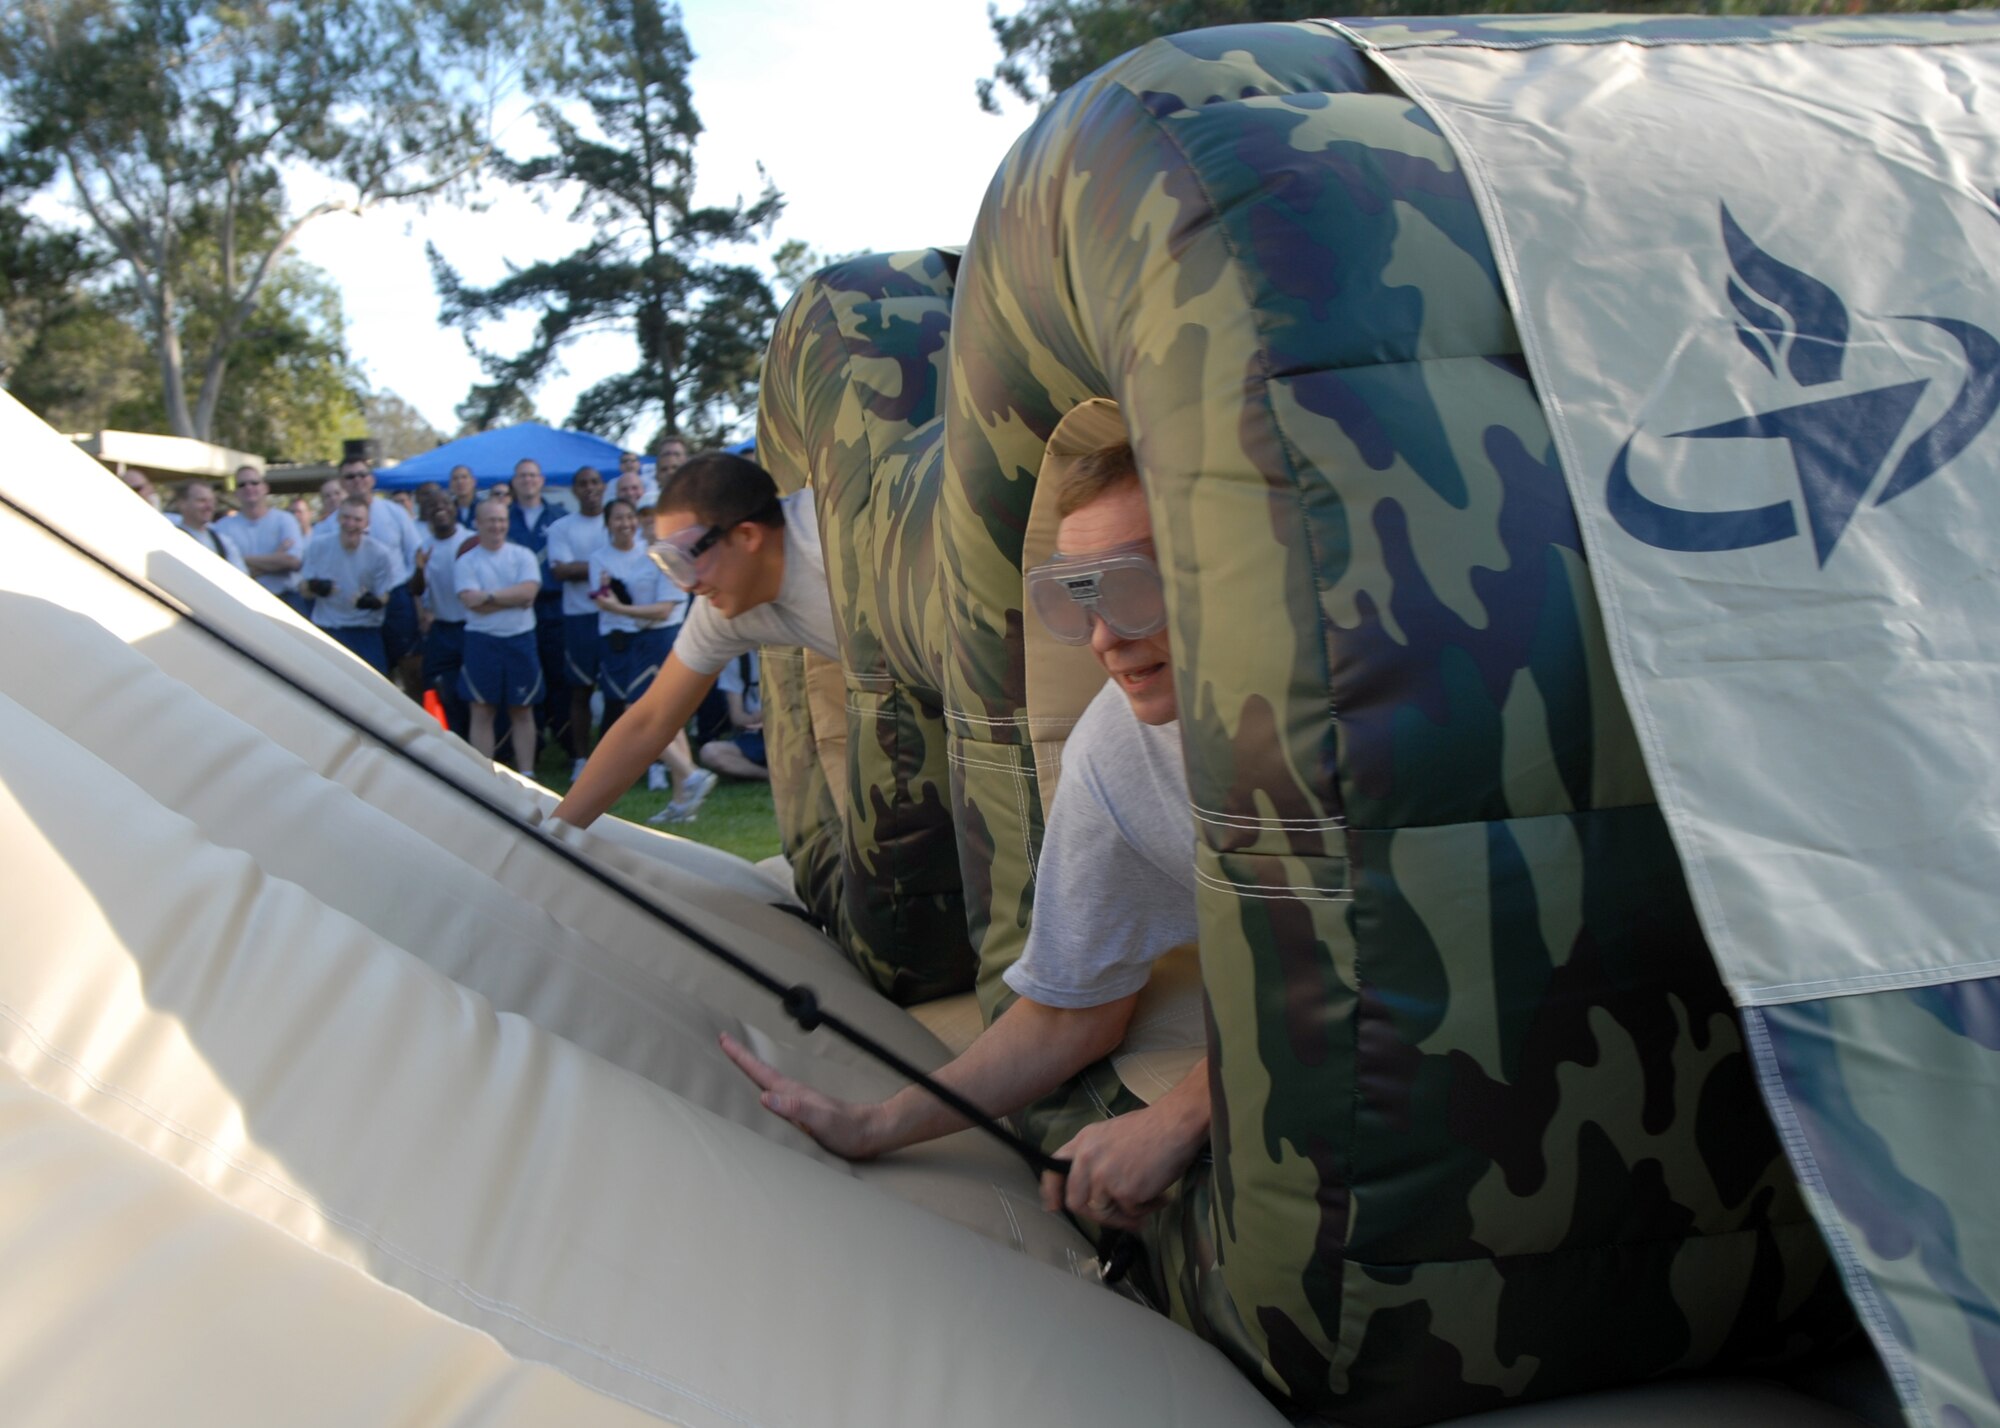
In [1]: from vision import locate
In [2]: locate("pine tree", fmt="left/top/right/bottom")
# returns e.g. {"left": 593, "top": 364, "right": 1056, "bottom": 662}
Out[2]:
{"left": 432, "top": 0, "right": 781, "bottom": 446}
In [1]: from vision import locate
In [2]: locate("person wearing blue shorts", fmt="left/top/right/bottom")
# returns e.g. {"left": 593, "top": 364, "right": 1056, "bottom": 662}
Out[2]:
{"left": 546, "top": 465, "right": 611, "bottom": 778}
{"left": 455, "top": 499, "right": 544, "bottom": 774}
{"left": 298, "top": 497, "right": 398, "bottom": 674}
{"left": 588, "top": 497, "right": 707, "bottom": 811}
{"left": 700, "top": 652, "right": 768, "bottom": 783}
{"left": 507, "top": 457, "right": 571, "bottom": 758}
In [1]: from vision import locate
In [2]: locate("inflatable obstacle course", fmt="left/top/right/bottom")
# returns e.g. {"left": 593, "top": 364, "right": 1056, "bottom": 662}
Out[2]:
{"left": 6, "top": 11, "right": 2000, "bottom": 1427}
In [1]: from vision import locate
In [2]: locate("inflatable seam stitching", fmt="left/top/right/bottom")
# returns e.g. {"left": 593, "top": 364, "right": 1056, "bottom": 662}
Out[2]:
{"left": 948, "top": 743, "right": 1041, "bottom": 890}
{"left": 1738, "top": 1008, "right": 1929, "bottom": 1419}
{"left": 1190, "top": 802, "right": 1345, "bottom": 831}
{"left": 992, "top": 1184, "right": 1028, "bottom": 1252}
{"left": 1193, "top": 865, "right": 1352, "bottom": 903}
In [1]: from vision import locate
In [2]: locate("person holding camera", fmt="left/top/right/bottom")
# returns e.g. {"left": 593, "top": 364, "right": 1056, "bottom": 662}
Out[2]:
{"left": 297, "top": 496, "right": 398, "bottom": 674}
{"left": 587, "top": 496, "right": 705, "bottom": 810}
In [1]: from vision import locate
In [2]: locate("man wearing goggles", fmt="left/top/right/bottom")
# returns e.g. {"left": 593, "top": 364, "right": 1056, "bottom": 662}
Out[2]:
{"left": 553, "top": 451, "right": 840, "bottom": 829}
{"left": 721, "top": 441, "right": 1209, "bottom": 1239}
{"left": 643, "top": 494, "right": 781, "bottom": 592}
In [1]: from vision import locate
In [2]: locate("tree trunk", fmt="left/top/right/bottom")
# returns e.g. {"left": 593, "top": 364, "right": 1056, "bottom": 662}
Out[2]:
{"left": 155, "top": 283, "right": 197, "bottom": 439}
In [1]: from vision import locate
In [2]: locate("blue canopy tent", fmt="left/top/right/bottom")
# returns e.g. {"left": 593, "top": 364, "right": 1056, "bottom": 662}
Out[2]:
{"left": 374, "top": 423, "right": 633, "bottom": 491}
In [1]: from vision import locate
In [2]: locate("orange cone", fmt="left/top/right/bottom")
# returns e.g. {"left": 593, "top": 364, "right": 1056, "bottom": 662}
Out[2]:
{"left": 422, "top": 689, "right": 448, "bottom": 730}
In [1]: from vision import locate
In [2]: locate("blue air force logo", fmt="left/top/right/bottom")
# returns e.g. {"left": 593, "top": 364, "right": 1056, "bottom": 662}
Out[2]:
{"left": 1606, "top": 204, "right": 2000, "bottom": 566}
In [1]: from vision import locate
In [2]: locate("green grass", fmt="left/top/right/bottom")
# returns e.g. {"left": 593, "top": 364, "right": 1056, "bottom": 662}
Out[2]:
{"left": 535, "top": 744, "right": 782, "bottom": 864}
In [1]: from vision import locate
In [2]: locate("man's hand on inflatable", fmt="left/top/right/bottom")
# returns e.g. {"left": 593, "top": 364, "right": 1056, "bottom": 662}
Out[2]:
{"left": 1041, "top": 1104, "right": 1196, "bottom": 1229}
{"left": 719, "top": 1032, "right": 889, "bottom": 1160}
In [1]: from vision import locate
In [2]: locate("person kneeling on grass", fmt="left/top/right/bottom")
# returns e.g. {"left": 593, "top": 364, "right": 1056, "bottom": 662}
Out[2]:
{"left": 553, "top": 451, "right": 839, "bottom": 832}
{"left": 721, "top": 441, "right": 1210, "bottom": 1233}
{"left": 454, "top": 499, "right": 544, "bottom": 776}
{"left": 699, "top": 652, "right": 767, "bottom": 783}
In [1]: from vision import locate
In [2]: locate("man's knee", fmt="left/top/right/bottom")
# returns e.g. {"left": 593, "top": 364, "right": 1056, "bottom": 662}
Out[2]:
{"left": 701, "top": 741, "right": 763, "bottom": 779}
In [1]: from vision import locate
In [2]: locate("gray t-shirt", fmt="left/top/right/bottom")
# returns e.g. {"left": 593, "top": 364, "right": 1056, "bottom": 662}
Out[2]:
{"left": 300, "top": 536, "right": 398, "bottom": 630}
{"left": 306, "top": 495, "right": 420, "bottom": 585}
{"left": 215, "top": 508, "right": 304, "bottom": 593}
{"left": 672, "top": 489, "right": 839, "bottom": 674}
{"left": 1002, "top": 681, "right": 1197, "bottom": 1009}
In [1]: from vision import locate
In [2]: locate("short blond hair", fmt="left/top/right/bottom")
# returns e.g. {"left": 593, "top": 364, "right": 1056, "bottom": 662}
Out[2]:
{"left": 1056, "top": 441, "right": 1139, "bottom": 519}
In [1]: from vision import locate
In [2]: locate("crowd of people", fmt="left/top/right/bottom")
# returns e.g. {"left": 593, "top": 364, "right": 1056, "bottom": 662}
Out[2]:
{"left": 121, "top": 433, "right": 767, "bottom": 826}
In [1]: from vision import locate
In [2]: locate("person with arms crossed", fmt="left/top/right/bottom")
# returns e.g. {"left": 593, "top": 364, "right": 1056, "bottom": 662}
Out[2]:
{"left": 216, "top": 464, "right": 306, "bottom": 612}
{"left": 455, "top": 499, "right": 544, "bottom": 775}
{"left": 298, "top": 496, "right": 397, "bottom": 674}
{"left": 553, "top": 451, "right": 834, "bottom": 829}
{"left": 720, "top": 442, "right": 1209, "bottom": 1232}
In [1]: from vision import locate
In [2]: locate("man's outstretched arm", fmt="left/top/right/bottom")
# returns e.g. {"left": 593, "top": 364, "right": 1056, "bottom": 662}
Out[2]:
{"left": 719, "top": 991, "right": 1140, "bottom": 1162}
{"left": 554, "top": 650, "right": 718, "bottom": 827}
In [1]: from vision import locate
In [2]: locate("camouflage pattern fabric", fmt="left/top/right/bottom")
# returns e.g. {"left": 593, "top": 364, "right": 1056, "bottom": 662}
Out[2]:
{"left": 758, "top": 646, "right": 843, "bottom": 927}
{"left": 757, "top": 250, "right": 978, "bottom": 1005}
{"left": 1750, "top": 984, "right": 2000, "bottom": 1427}
{"left": 936, "top": 21, "right": 1853, "bottom": 1423}
{"left": 1347, "top": 20, "right": 2000, "bottom": 1428}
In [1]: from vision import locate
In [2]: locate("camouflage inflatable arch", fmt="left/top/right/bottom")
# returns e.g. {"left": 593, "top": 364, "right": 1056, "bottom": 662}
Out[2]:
{"left": 761, "top": 13, "right": 2000, "bottom": 1427}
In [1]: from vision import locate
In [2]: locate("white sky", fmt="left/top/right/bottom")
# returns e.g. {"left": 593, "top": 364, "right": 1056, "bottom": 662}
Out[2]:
{"left": 288, "top": 0, "right": 1035, "bottom": 439}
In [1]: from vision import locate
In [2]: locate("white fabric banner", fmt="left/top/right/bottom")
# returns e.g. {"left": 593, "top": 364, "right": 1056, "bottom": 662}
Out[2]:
{"left": 1358, "top": 33, "right": 2000, "bottom": 1005}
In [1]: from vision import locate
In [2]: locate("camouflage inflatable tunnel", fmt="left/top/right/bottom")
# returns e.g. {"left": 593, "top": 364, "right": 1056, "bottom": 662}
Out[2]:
{"left": 755, "top": 14, "right": 2000, "bottom": 1425}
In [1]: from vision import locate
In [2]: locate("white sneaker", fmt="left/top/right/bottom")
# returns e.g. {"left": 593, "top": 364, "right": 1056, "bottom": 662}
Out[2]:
{"left": 676, "top": 768, "right": 718, "bottom": 817}
{"left": 645, "top": 763, "right": 669, "bottom": 792}
{"left": 571, "top": 757, "right": 588, "bottom": 782}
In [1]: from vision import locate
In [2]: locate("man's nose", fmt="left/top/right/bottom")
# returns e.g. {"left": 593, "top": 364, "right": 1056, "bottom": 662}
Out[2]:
{"left": 1088, "top": 611, "right": 1124, "bottom": 657}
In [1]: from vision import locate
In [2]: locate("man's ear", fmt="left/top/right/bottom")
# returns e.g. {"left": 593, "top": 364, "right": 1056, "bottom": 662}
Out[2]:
{"left": 735, "top": 521, "right": 769, "bottom": 554}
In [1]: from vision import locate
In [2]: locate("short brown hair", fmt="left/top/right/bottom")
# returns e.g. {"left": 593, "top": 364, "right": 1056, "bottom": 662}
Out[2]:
{"left": 658, "top": 452, "right": 784, "bottom": 529}
{"left": 1056, "top": 441, "right": 1139, "bottom": 519}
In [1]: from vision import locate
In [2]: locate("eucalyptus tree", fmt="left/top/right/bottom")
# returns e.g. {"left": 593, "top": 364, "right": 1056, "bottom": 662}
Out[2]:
{"left": 0, "top": 0, "right": 532, "bottom": 442}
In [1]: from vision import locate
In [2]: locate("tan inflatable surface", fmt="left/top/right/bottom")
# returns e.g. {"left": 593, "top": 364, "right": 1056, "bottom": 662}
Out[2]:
{"left": 0, "top": 392, "right": 1287, "bottom": 1425}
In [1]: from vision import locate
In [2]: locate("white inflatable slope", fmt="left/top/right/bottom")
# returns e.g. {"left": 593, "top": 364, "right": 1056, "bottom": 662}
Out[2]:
{"left": 0, "top": 391, "right": 1285, "bottom": 1424}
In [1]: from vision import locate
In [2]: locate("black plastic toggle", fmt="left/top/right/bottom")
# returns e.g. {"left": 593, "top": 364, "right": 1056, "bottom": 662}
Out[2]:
{"left": 782, "top": 983, "right": 824, "bottom": 1032}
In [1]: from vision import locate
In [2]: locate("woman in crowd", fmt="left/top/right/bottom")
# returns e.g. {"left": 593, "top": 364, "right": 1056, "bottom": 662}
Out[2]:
{"left": 588, "top": 497, "right": 711, "bottom": 820}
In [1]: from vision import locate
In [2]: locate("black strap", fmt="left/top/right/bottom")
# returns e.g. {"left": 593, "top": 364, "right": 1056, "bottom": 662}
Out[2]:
{"left": 6, "top": 492, "right": 1136, "bottom": 1241}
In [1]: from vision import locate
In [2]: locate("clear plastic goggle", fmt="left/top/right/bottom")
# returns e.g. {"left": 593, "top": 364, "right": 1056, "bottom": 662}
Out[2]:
{"left": 1025, "top": 539, "right": 1168, "bottom": 645}
{"left": 645, "top": 497, "right": 781, "bottom": 588}
{"left": 646, "top": 524, "right": 726, "bottom": 588}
